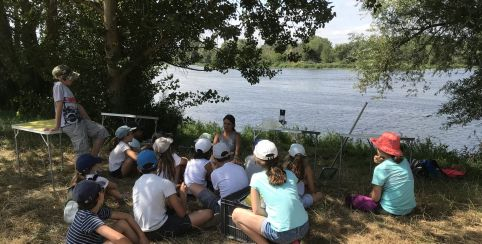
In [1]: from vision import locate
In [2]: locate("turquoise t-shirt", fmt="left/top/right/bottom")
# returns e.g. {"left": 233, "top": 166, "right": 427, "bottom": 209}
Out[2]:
{"left": 372, "top": 158, "right": 416, "bottom": 215}
{"left": 250, "top": 170, "right": 308, "bottom": 232}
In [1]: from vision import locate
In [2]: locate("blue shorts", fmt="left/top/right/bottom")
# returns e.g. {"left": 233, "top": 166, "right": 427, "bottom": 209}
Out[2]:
{"left": 261, "top": 219, "right": 309, "bottom": 244}
{"left": 197, "top": 189, "right": 220, "bottom": 213}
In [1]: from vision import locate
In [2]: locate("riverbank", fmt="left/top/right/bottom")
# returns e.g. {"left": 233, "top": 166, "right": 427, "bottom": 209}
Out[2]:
{"left": 1, "top": 112, "right": 481, "bottom": 243}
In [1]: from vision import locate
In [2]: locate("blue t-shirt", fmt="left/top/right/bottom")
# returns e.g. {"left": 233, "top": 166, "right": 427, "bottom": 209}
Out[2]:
{"left": 66, "top": 207, "right": 111, "bottom": 244}
{"left": 250, "top": 170, "right": 308, "bottom": 232}
{"left": 372, "top": 158, "right": 416, "bottom": 215}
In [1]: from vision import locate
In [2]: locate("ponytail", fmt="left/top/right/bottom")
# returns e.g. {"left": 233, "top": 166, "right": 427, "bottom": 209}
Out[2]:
{"left": 109, "top": 137, "right": 120, "bottom": 151}
{"left": 70, "top": 171, "right": 85, "bottom": 187}
{"left": 264, "top": 157, "right": 286, "bottom": 186}
{"left": 157, "top": 148, "right": 176, "bottom": 182}
{"left": 287, "top": 155, "right": 305, "bottom": 182}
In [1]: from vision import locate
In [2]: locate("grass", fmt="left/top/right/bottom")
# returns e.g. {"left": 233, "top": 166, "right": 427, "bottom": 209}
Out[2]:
{"left": 1, "top": 115, "right": 481, "bottom": 243}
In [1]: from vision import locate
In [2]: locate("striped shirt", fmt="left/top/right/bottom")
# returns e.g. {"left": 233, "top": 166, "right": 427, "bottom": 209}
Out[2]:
{"left": 66, "top": 207, "right": 111, "bottom": 244}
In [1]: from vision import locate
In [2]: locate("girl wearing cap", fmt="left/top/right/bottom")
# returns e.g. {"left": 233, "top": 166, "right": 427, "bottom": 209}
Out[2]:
{"left": 232, "top": 140, "right": 309, "bottom": 244}
{"left": 133, "top": 150, "right": 213, "bottom": 240}
{"left": 347, "top": 132, "right": 416, "bottom": 215}
{"left": 46, "top": 65, "right": 109, "bottom": 157}
{"left": 108, "top": 125, "right": 138, "bottom": 178}
{"left": 183, "top": 138, "right": 213, "bottom": 194}
{"left": 153, "top": 137, "right": 188, "bottom": 186}
{"left": 213, "top": 114, "right": 242, "bottom": 164}
{"left": 284, "top": 143, "right": 323, "bottom": 208}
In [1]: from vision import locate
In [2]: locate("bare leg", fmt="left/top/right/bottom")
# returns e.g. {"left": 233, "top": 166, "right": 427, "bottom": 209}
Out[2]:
{"left": 121, "top": 158, "right": 137, "bottom": 177}
{"left": 91, "top": 137, "right": 105, "bottom": 156}
{"left": 111, "top": 219, "right": 138, "bottom": 243}
{"left": 189, "top": 209, "right": 213, "bottom": 227}
{"left": 106, "top": 181, "right": 122, "bottom": 201}
{"left": 312, "top": 192, "right": 323, "bottom": 204}
{"left": 232, "top": 208, "right": 268, "bottom": 244}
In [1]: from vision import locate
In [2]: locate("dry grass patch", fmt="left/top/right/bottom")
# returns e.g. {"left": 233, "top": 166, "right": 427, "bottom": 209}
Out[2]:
{"left": 0, "top": 144, "right": 481, "bottom": 243}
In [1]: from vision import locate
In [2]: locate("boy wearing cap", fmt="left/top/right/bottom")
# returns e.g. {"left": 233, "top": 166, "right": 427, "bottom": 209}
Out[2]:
{"left": 132, "top": 150, "right": 213, "bottom": 240}
{"left": 66, "top": 180, "right": 148, "bottom": 244}
{"left": 183, "top": 138, "right": 213, "bottom": 197}
{"left": 108, "top": 125, "right": 138, "bottom": 178}
{"left": 72, "top": 154, "right": 124, "bottom": 205}
{"left": 192, "top": 142, "right": 249, "bottom": 213}
{"left": 46, "top": 65, "right": 109, "bottom": 157}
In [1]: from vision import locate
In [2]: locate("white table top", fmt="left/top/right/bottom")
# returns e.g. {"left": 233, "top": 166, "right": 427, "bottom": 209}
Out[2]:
{"left": 11, "top": 119, "right": 63, "bottom": 135}
{"left": 339, "top": 133, "right": 415, "bottom": 141}
{"left": 101, "top": 112, "right": 158, "bottom": 121}
{"left": 255, "top": 127, "right": 320, "bottom": 135}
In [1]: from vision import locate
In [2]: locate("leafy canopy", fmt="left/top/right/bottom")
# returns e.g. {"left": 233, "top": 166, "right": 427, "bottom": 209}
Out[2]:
{"left": 355, "top": 0, "right": 482, "bottom": 127}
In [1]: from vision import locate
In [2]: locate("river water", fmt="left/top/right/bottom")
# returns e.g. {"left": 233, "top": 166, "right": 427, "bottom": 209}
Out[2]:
{"left": 156, "top": 67, "right": 481, "bottom": 151}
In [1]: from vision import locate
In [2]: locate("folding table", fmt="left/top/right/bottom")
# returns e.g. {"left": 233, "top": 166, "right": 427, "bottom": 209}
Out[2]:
{"left": 253, "top": 127, "right": 321, "bottom": 171}
{"left": 101, "top": 112, "right": 159, "bottom": 133}
{"left": 11, "top": 119, "right": 64, "bottom": 191}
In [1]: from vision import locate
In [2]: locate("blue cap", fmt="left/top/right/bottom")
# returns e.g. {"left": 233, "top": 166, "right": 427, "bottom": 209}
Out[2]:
{"left": 115, "top": 125, "right": 136, "bottom": 139}
{"left": 73, "top": 180, "right": 102, "bottom": 205}
{"left": 137, "top": 150, "right": 158, "bottom": 171}
{"left": 76, "top": 154, "right": 102, "bottom": 175}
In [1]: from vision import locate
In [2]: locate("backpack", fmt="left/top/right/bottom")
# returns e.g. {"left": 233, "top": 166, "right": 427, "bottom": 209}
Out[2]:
{"left": 410, "top": 159, "right": 444, "bottom": 178}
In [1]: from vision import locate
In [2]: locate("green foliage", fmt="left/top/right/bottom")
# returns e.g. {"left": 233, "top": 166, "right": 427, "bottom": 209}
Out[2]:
{"left": 0, "top": 0, "right": 335, "bottom": 131}
{"left": 356, "top": 0, "right": 482, "bottom": 127}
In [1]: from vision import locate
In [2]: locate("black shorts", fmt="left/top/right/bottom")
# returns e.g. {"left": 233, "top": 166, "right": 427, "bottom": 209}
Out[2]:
{"left": 145, "top": 213, "right": 192, "bottom": 241}
{"left": 109, "top": 167, "right": 122, "bottom": 178}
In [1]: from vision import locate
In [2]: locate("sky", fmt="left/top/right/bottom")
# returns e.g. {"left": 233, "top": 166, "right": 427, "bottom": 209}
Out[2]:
{"left": 316, "top": 0, "right": 373, "bottom": 45}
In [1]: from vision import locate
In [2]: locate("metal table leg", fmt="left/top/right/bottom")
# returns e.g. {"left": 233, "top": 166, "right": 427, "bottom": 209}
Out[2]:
{"left": 40, "top": 134, "right": 56, "bottom": 192}
{"left": 14, "top": 129, "right": 20, "bottom": 173}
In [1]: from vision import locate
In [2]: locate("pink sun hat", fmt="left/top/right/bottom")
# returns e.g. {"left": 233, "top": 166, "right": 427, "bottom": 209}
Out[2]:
{"left": 370, "top": 132, "right": 403, "bottom": 157}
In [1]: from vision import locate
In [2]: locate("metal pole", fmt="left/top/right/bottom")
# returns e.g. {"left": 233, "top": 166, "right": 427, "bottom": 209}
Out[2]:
{"left": 14, "top": 129, "right": 21, "bottom": 173}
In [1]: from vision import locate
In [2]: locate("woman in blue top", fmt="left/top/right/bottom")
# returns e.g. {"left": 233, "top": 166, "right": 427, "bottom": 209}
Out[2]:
{"left": 232, "top": 140, "right": 309, "bottom": 244}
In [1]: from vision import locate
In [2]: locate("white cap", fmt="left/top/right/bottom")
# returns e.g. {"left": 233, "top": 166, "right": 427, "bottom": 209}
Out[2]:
{"left": 288, "top": 143, "right": 306, "bottom": 157}
{"left": 254, "top": 140, "right": 278, "bottom": 160}
{"left": 195, "top": 138, "right": 212, "bottom": 153}
{"left": 198, "top": 133, "right": 212, "bottom": 142}
{"left": 213, "top": 142, "right": 231, "bottom": 159}
{"left": 153, "top": 137, "right": 173, "bottom": 154}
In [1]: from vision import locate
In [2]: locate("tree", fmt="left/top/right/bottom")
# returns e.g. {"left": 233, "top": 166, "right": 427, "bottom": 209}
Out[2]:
{"left": 0, "top": 0, "right": 335, "bottom": 131}
{"left": 355, "top": 0, "right": 482, "bottom": 127}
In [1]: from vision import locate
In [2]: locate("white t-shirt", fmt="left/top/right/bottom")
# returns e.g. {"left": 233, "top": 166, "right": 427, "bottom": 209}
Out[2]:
{"left": 53, "top": 82, "right": 81, "bottom": 127}
{"left": 211, "top": 162, "right": 249, "bottom": 204}
{"left": 133, "top": 173, "right": 177, "bottom": 232}
{"left": 108, "top": 141, "right": 131, "bottom": 172}
{"left": 157, "top": 153, "right": 182, "bottom": 180}
{"left": 184, "top": 158, "right": 210, "bottom": 187}
{"left": 85, "top": 174, "right": 109, "bottom": 189}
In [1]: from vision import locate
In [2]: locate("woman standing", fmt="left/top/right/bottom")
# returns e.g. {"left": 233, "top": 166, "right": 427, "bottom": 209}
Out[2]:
{"left": 213, "top": 114, "right": 242, "bottom": 164}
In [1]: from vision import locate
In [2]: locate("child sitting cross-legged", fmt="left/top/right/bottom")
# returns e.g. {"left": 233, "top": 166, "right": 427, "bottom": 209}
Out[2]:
{"left": 132, "top": 150, "right": 213, "bottom": 241}
{"left": 190, "top": 142, "right": 249, "bottom": 214}
{"left": 109, "top": 125, "right": 138, "bottom": 178}
{"left": 183, "top": 138, "right": 213, "bottom": 195}
{"left": 284, "top": 143, "right": 323, "bottom": 208}
{"left": 232, "top": 140, "right": 309, "bottom": 244}
{"left": 66, "top": 180, "right": 148, "bottom": 244}
{"left": 71, "top": 154, "right": 125, "bottom": 205}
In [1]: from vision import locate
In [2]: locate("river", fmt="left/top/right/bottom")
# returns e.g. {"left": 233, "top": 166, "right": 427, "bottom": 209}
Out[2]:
{"left": 156, "top": 67, "right": 481, "bottom": 151}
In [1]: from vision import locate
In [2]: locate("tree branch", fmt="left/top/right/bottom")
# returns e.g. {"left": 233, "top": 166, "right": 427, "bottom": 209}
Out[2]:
{"left": 71, "top": 0, "right": 103, "bottom": 14}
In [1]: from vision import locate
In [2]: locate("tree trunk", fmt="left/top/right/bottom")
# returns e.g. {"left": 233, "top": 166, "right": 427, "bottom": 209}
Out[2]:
{"left": 0, "top": 0, "right": 18, "bottom": 79}
{"left": 103, "top": 0, "right": 125, "bottom": 112}
{"left": 45, "top": 0, "right": 59, "bottom": 65}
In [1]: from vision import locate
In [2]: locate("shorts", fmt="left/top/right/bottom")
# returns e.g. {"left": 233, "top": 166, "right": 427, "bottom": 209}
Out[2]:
{"left": 300, "top": 194, "right": 314, "bottom": 208}
{"left": 197, "top": 189, "right": 220, "bottom": 213}
{"left": 144, "top": 213, "right": 192, "bottom": 241}
{"left": 109, "top": 167, "right": 123, "bottom": 178}
{"left": 62, "top": 119, "right": 109, "bottom": 155}
{"left": 261, "top": 220, "right": 309, "bottom": 244}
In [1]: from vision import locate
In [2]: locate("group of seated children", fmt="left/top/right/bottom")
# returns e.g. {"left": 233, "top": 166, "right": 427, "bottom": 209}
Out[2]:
{"left": 67, "top": 123, "right": 416, "bottom": 243}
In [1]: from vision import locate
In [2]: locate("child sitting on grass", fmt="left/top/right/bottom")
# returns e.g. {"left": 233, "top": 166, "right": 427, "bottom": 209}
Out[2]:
{"left": 71, "top": 154, "right": 125, "bottom": 205}
{"left": 191, "top": 142, "right": 249, "bottom": 214}
{"left": 232, "top": 140, "right": 309, "bottom": 244}
{"left": 153, "top": 137, "right": 188, "bottom": 185}
{"left": 284, "top": 143, "right": 323, "bottom": 208}
{"left": 184, "top": 138, "right": 213, "bottom": 195}
{"left": 108, "top": 125, "right": 138, "bottom": 178}
{"left": 346, "top": 132, "right": 416, "bottom": 216}
{"left": 132, "top": 150, "right": 213, "bottom": 241}
{"left": 66, "top": 180, "right": 148, "bottom": 244}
